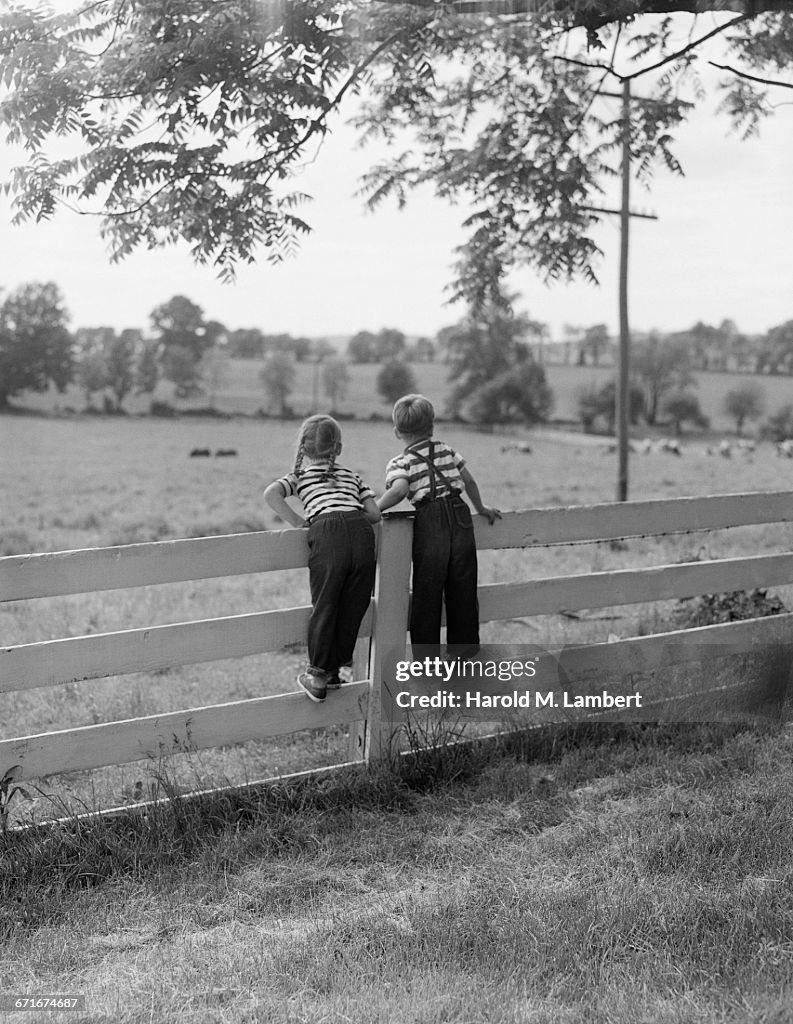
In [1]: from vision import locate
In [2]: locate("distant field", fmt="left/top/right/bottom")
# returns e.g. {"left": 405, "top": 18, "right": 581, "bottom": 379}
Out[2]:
{"left": 14, "top": 356, "right": 793, "bottom": 434}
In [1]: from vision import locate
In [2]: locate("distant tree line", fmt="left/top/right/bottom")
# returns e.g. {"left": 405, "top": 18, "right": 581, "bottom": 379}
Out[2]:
{"left": 577, "top": 333, "right": 793, "bottom": 440}
{"left": 562, "top": 319, "right": 793, "bottom": 376}
{"left": 3, "top": 280, "right": 789, "bottom": 436}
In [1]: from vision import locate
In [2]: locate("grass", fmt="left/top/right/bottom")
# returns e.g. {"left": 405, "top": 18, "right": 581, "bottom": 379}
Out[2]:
{"left": 3, "top": 388, "right": 793, "bottom": 1021}
{"left": 2, "top": 722, "right": 792, "bottom": 1022}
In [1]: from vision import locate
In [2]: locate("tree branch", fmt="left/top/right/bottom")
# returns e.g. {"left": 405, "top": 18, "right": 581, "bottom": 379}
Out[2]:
{"left": 369, "top": 0, "right": 793, "bottom": 30}
{"left": 709, "top": 60, "right": 793, "bottom": 89}
{"left": 625, "top": 13, "right": 750, "bottom": 80}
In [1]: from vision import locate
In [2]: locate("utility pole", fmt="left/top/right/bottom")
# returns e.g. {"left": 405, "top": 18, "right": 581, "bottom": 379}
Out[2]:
{"left": 586, "top": 86, "right": 658, "bottom": 502}
{"left": 617, "top": 77, "right": 632, "bottom": 503}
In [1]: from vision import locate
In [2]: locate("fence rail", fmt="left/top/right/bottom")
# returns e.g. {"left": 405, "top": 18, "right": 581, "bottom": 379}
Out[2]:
{"left": 2, "top": 491, "right": 792, "bottom": 787}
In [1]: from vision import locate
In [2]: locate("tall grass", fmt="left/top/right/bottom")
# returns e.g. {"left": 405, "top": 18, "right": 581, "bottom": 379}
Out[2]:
{"left": 2, "top": 722, "right": 792, "bottom": 1022}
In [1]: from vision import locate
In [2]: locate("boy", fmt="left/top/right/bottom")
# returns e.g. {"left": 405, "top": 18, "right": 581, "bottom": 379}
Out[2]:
{"left": 376, "top": 394, "right": 501, "bottom": 655}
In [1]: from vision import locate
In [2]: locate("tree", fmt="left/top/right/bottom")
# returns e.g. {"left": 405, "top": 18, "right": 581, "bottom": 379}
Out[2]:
{"left": 322, "top": 358, "right": 350, "bottom": 411}
{"left": 200, "top": 345, "right": 231, "bottom": 410}
{"left": 577, "top": 380, "right": 643, "bottom": 433}
{"left": 163, "top": 345, "right": 204, "bottom": 400}
{"left": 347, "top": 332, "right": 380, "bottom": 364}
{"left": 135, "top": 339, "right": 160, "bottom": 397}
{"left": 150, "top": 295, "right": 214, "bottom": 365}
{"left": 228, "top": 328, "right": 267, "bottom": 360}
{"left": 376, "top": 360, "right": 417, "bottom": 405}
{"left": 0, "top": 282, "right": 73, "bottom": 408}
{"left": 580, "top": 325, "right": 610, "bottom": 367}
{"left": 632, "top": 334, "right": 696, "bottom": 426}
{"left": 757, "top": 320, "right": 793, "bottom": 375}
{"left": 260, "top": 352, "right": 296, "bottom": 416}
{"left": 73, "top": 334, "right": 109, "bottom": 409}
{"left": 1, "top": 2, "right": 790, "bottom": 301}
{"left": 467, "top": 362, "right": 554, "bottom": 426}
{"left": 765, "top": 404, "right": 793, "bottom": 442}
{"left": 105, "top": 331, "right": 137, "bottom": 410}
{"left": 663, "top": 391, "right": 709, "bottom": 436}
{"left": 724, "top": 384, "right": 765, "bottom": 435}
{"left": 442, "top": 297, "right": 531, "bottom": 414}
{"left": 376, "top": 329, "right": 406, "bottom": 362}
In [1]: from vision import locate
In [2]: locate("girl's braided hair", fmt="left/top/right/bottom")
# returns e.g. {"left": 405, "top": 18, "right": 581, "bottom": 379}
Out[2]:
{"left": 293, "top": 415, "right": 342, "bottom": 480}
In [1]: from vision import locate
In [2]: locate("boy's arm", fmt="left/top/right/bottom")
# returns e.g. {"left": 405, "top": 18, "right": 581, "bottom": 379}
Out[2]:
{"left": 263, "top": 481, "right": 307, "bottom": 529}
{"left": 459, "top": 467, "right": 501, "bottom": 525}
{"left": 362, "top": 497, "right": 382, "bottom": 524}
{"left": 376, "top": 478, "right": 410, "bottom": 512}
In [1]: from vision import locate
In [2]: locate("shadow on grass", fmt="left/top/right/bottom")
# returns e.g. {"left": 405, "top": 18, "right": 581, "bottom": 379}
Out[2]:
{"left": 0, "top": 720, "right": 777, "bottom": 941}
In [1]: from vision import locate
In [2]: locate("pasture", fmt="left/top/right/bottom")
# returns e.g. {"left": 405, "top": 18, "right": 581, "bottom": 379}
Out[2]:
{"left": 16, "top": 354, "right": 793, "bottom": 434}
{"left": 3, "top": 411, "right": 793, "bottom": 1023}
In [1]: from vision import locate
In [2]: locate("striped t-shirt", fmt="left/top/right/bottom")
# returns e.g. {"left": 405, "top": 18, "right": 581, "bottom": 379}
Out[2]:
{"left": 384, "top": 439, "right": 466, "bottom": 507}
{"left": 275, "top": 463, "right": 375, "bottom": 523}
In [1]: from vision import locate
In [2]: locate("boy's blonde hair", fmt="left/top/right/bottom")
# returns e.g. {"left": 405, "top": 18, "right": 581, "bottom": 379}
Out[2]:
{"left": 293, "top": 415, "right": 342, "bottom": 478}
{"left": 392, "top": 394, "right": 434, "bottom": 439}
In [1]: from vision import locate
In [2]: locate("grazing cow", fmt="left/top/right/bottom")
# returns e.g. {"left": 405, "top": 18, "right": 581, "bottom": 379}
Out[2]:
{"left": 711, "top": 440, "right": 733, "bottom": 458}
{"left": 215, "top": 448, "right": 239, "bottom": 457}
{"left": 500, "top": 442, "right": 532, "bottom": 454}
{"left": 777, "top": 439, "right": 793, "bottom": 458}
{"left": 190, "top": 448, "right": 211, "bottom": 457}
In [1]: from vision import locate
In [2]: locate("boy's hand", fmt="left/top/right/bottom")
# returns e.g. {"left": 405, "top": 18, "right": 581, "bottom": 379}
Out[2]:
{"left": 479, "top": 506, "right": 501, "bottom": 525}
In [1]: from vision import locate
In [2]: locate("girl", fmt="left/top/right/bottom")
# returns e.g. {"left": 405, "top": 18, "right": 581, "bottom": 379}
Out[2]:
{"left": 264, "top": 416, "right": 380, "bottom": 703}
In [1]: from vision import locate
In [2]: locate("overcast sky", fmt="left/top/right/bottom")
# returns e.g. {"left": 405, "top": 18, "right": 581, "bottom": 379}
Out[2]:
{"left": 0, "top": 20, "right": 791, "bottom": 343}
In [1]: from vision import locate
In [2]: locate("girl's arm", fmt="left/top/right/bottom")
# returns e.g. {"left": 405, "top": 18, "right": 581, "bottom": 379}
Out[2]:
{"left": 362, "top": 497, "right": 382, "bottom": 524}
{"left": 264, "top": 481, "right": 307, "bottom": 529}
{"left": 459, "top": 467, "right": 501, "bottom": 525}
{"left": 376, "top": 478, "right": 409, "bottom": 512}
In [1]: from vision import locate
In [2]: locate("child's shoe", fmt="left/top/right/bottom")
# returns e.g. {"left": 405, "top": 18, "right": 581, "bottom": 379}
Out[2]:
{"left": 326, "top": 673, "right": 341, "bottom": 691}
{"left": 296, "top": 670, "right": 327, "bottom": 703}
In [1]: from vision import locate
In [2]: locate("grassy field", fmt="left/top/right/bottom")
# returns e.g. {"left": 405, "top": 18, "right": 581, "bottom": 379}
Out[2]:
{"left": 14, "top": 356, "right": 793, "bottom": 433}
{"left": 2, "top": 403, "right": 793, "bottom": 1023}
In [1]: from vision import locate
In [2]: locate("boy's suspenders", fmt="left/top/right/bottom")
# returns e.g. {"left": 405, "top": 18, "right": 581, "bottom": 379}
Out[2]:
{"left": 407, "top": 441, "right": 456, "bottom": 501}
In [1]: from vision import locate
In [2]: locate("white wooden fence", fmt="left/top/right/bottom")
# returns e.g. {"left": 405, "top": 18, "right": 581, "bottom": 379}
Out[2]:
{"left": 2, "top": 490, "right": 793, "bottom": 788}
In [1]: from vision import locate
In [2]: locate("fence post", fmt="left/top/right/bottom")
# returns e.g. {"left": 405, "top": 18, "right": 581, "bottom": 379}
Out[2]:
{"left": 346, "top": 635, "right": 371, "bottom": 762}
{"left": 365, "top": 514, "right": 412, "bottom": 762}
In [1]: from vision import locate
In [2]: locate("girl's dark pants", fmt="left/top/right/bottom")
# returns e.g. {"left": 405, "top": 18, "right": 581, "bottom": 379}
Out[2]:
{"left": 410, "top": 494, "right": 479, "bottom": 652}
{"left": 307, "top": 510, "right": 376, "bottom": 678}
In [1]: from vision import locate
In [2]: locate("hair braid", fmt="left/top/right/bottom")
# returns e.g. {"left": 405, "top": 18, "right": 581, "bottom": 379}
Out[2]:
{"left": 293, "top": 442, "right": 305, "bottom": 477}
{"left": 321, "top": 449, "right": 337, "bottom": 482}
{"left": 293, "top": 415, "right": 342, "bottom": 481}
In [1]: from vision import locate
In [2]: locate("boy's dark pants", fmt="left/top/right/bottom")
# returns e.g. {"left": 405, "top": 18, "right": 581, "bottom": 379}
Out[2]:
{"left": 410, "top": 494, "right": 479, "bottom": 651}
{"left": 307, "top": 510, "right": 376, "bottom": 678}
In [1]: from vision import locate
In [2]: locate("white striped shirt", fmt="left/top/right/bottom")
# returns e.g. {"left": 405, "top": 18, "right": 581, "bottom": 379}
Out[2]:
{"left": 275, "top": 463, "right": 375, "bottom": 522}
{"left": 384, "top": 439, "right": 466, "bottom": 506}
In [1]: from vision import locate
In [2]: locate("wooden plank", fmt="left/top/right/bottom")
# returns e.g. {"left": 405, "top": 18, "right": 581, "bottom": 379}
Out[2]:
{"left": 1, "top": 604, "right": 374, "bottom": 694}
{"left": 384, "top": 614, "right": 793, "bottom": 724}
{"left": 0, "top": 682, "right": 370, "bottom": 783}
{"left": 0, "top": 529, "right": 309, "bottom": 602}
{"left": 6, "top": 492, "right": 792, "bottom": 603}
{"left": 471, "top": 491, "right": 793, "bottom": 550}
{"left": 366, "top": 516, "right": 413, "bottom": 760}
{"left": 476, "top": 552, "right": 793, "bottom": 622}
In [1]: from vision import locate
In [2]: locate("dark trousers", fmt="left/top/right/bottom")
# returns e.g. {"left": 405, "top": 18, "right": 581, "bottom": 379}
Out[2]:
{"left": 410, "top": 495, "right": 479, "bottom": 652}
{"left": 307, "top": 510, "right": 376, "bottom": 678}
